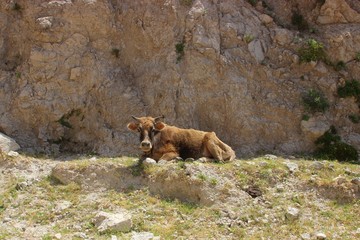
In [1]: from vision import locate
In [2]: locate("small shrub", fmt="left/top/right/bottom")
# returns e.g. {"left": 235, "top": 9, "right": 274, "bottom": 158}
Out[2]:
{"left": 315, "top": 126, "right": 358, "bottom": 162}
{"left": 337, "top": 79, "right": 360, "bottom": 101}
{"left": 111, "top": 48, "right": 120, "bottom": 58}
{"left": 355, "top": 52, "right": 360, "bottom": 62}
{"left": 349, "top": 114, "right": 360, "bottom": 124}
{"left": 334, "top": 61, "right": 346, "bottom": 71}
{"left": 12, "top": 3, "right": 22, "bottom": 11}
{"left": 15, "top": 72, "right": 21, "bottom": 79}
{"left": 298, "top": 39, "right": 326, "bottom": 62}
{"left": 180, "top": 0, "right": 193, "bottom": 6}
{"left": 291, "top": 12, "right": 309, "bottom": 31}
{"left": 197, "top": 173, "right": 207, "bottom": 181}
{"left": 247, "top": 0, "right": 258, "bottom": 7}
{"left": 302, "top": 89, "right": 329, "bottom": 113}
{"left": 243, "top": 34, "right": 254, "bottom": 44}
{"left": 302, "top": 114, "right": 310, "bottom": 121}
{"left": 175, "top": 42, "right": 185, "bottom": 63}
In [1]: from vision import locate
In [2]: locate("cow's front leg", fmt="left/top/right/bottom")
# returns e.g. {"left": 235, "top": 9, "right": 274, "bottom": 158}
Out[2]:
{"left": 159, "top": 152, "right": 179, "bottom": 161}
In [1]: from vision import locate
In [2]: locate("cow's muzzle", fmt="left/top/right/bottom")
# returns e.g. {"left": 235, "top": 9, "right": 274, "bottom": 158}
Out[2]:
{"left": 140, "top": 141, "right": 152, "bottom": 152}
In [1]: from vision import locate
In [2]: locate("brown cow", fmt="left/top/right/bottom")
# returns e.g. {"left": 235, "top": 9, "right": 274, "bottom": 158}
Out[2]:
{"left": 127, "top": 116, "right": 236, "bottom": 162}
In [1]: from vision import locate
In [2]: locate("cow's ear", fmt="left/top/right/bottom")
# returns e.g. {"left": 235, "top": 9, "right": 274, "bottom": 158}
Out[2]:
{"left": 154, "top": 121, "right": 165, "bottom": 131}
{"left": 127, "top": 122, "right": 139, "bottom": 131}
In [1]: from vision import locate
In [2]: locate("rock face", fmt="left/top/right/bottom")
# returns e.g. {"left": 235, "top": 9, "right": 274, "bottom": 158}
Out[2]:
{"left": 0, "top": 0, "right": 360, "bottom": 157}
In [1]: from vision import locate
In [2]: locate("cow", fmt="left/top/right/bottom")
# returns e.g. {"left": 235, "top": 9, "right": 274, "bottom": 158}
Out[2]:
{"left": 127, "top": 115, "right": 236, "bottom": 162}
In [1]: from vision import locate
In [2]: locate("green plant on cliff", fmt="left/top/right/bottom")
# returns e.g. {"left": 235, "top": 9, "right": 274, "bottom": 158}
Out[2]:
{"left": 356, "top": 52, "right": 360, "bottom": 62}
{"left": 314, "top": 126, "right": 358, "bottom": 162}
{"left": 175, "top": 42, "right": 185, "bottom": 63}
{"left": 298, "top": 39, "right": 326, "bottom": 62}
{"left": 302, "top": 89, "right": 329, "bottom": 113}
{"left": 291, "top": 12, "right": 309, "bottom": 31}
{"left": 337, "top": 79, "right": 360, "bottom": 101}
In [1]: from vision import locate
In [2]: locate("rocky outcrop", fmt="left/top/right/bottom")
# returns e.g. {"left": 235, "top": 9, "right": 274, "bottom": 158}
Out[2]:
{"left": 317, "top": 0, "right": 360, "bottom": 24}
{"left": 0, "top": 0, "right": 360, "bottom": 157}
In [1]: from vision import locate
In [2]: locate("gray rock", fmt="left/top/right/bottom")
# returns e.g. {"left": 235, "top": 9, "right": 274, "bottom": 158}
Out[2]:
{"left": 332, "top": 176, "right": 347, "bottom": 185}
{"left": 285, "top": 162, "right": 299, "bottom": 173}
{"left": 285, "top": 207, "right": 300, "bottom": 221}
{"left": 264, "top": 154, "right": 277, "bottom": 160}
{"left": 316, "top": 232, "right": 327, "bottom": 239}
{"left": 143, "top": 158, "right": 157, "bottom": 166}
{"left": 157, "top": 160, "right": 168, "bottom": 165}
{"left": 351, "top": 177, "right": 360, "bottom": 186}
{"left": 0, "top": 133, "right": 20, "bottom": 154}
{"left": 131, "top": 232, "right": 158, "bottom": 240}
{"left": 185, "top": 158, "right": 195, "bottom": 162}
{"left": 7, "top": 151, "right": 19, "bottom": 157}
{"left": 94, "top": 210, "right": 132, "bottom": 233}
{"left": 300, "top": 233, "right": 311, "bottom": 240}
{"left": 311, "top": 161, "right": 325, "bottom": 170}
{"left": 54, "top": 200, "right": 72, "bottom": 213}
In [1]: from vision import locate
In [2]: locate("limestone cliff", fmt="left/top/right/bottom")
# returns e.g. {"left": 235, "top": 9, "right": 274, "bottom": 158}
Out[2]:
{"left": 1, "top": 0, "right": 360, "bottom": 156}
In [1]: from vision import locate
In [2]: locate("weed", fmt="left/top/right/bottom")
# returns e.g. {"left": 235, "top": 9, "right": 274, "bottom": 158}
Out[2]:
{"left": 175, "top": 42, "right": 185, "bottom": 63}
{"left": 111, "top": 48, "right": 120, "bottom": 58}
{"left": 291, "top": 12, "right": 308, "bottom": 31}
{"left": 355, "top": 52, "right": 360, "bottom": 62}
{"left": 56, "top": 109, "right": 82, "bottom": 129}
{"left": 243, "top": 34, "right": 254, "bottom": 44}
{"left": 315, "top": 126, "right": 358, "bottom": 162}
{"left": 349, "top": 114, "right": 360, "bottom": 124}
{"left": 12, "top": 3, "right": 21, "bottom": 11}
{"left": 57, "top": 116, "right": 72, "bottom": 128}
{"left": 334, "top": 61, "right": 346, "bottom": 71}
{"left": 298, "top": 39, "right": 326, "bottom": 62}
{"left": 247, "top": 0, "right": 258, "bottom": 7}
{"left": 180, "top": 0, "right": 193, "bottom": 6}
{"left": 337, "top": 79, "right": 360, "bottom": 101}
{"left": 197, "top": 173, "right": 207, "bottom": 181}
{"left": 302, "top": 89, "right": 329, "bottom": 113}
{"left": 302, "top": 114, "right": 310, "bottom": 121}
{"left": 15, "top": 72, "right": 21, "bottom": 78}
{"left": 178, "top": 162, "right": 186, "bottom": 169}
{"left": 209, "top": 178, "right": 218, "bottom": 186}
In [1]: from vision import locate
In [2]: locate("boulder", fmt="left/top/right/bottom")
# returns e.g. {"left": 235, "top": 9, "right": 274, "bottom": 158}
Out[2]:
{"left": 0, "top": 133, "right": 20, "bottom": 154}
{"left": 93, "top": 210, "right": 132, "bottom": 233}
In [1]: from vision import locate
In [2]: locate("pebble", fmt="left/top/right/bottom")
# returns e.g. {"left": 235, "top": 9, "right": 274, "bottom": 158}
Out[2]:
{"left": 285, "top": 207, "right": 300, "bottom": 221}
{"left": 143, "top": 158, "right": 157, "bottom": 166}
{"left": 311, "top": 162, "right": 324, "bottom": 170}
{"left": 300, "top": 233, "right": 311, "bottom": 240}
{"left": 264, "top": 154, "right": 277, "bottom": 160}
{"left": 285, "top": 162, "right": 299, "bottom": 173}
{"left": 316, "top": 232, "right": 327, "bottom": 239}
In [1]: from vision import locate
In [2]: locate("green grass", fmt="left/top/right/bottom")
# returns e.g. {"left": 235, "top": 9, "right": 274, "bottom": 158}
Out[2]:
{"left": 1, "top": 155, "right": 359, "bottom": 239}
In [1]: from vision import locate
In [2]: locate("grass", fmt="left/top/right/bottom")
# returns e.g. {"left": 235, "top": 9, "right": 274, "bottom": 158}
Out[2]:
{"left": 1, "top": 155, "right": 359, "bottom": 239}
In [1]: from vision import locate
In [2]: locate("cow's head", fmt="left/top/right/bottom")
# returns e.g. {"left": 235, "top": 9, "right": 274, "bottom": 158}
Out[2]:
{"left": 127, "top": 115, "right": 165, "bottom": 153}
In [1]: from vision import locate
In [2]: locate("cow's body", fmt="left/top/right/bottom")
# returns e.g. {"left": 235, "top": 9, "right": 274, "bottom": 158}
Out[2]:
{"left": 127, "top": 116, "right": 236, "bottom": 162}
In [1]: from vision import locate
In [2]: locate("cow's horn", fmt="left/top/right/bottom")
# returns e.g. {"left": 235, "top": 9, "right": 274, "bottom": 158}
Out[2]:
{"left": 154, "top": 115, "right": 165, "bottom": 122}
{"left": 131, "top": 116, "right": 141, "bottom": 122}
